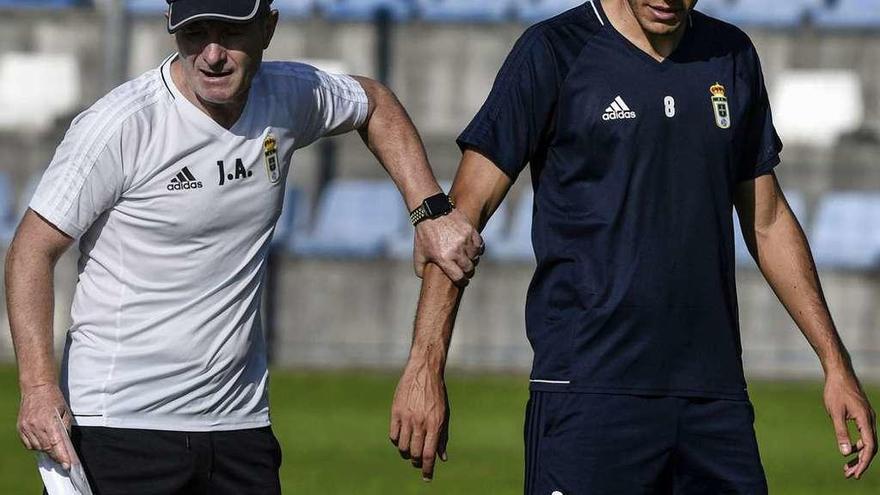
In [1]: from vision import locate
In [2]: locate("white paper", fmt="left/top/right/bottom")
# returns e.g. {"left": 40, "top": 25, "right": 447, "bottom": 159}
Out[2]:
{"left": 36, "top": 410, "right": 94, "bottom": 495}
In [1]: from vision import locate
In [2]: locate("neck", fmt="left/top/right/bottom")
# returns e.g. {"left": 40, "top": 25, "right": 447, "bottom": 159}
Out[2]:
{"left": 602, "top": 0, "right": 688, "bottom": 62}
{"left": 170, "top": 59, "right": 248, "bottom": 129}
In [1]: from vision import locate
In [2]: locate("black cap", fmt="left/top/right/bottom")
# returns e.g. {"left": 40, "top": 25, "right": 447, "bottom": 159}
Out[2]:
{"left": 167, "top": 0, "right": 272, "bottom": 34}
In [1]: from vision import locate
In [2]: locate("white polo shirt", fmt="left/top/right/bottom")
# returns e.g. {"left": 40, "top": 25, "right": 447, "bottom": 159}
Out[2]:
{"left": 29, "top": 54, "right": 369, "bottom": 431}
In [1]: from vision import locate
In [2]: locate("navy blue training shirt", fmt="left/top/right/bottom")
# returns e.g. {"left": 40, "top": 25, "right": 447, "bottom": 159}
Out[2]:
{"left": 458, "top": 1, "right": 782, "bottom": 400}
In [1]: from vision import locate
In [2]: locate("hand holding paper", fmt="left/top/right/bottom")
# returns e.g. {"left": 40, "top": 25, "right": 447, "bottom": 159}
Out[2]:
{"left": 37, "top": 409, "right": 93, "bottom": 495}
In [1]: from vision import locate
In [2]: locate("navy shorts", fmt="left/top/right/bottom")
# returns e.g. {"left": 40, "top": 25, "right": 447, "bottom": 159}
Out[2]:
{"left": 524, "top": 392, "right": 768, "bottom": 495}
{"left": 46, "top": 426, "right": 282, "bottom": 495}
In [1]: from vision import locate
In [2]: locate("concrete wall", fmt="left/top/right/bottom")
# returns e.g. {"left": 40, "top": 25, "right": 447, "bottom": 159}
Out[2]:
{"left": 2, "top": 251, "right": 878, "bottom": 381}
{"left": 273, "top": 259, "right": 880, "bottom": 379}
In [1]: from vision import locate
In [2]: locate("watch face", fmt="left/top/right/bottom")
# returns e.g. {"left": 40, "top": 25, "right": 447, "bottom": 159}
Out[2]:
{"left": 424, "top": 194, "right": 453, "bottom": 218}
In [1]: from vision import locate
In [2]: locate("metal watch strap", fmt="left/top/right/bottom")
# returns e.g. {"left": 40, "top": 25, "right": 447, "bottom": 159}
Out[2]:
{"left": 409, "top": 195, "right": 455, "bottom": 226}
{"left": 409, "top": 206, "right": 429, "bottom": 225}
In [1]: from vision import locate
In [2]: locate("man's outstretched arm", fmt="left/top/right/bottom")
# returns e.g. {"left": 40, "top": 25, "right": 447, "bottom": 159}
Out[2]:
{"left": 389, "top": 149, "right": 512, "bottom": 481}
{"left": 735, "top": 172, "right": 877, "bottom": 479}
{"left": 6, "top": 210, "right": 75, "bottom": 468}
{"left": 352, "top": 76, "right": 483, "bottom": 285}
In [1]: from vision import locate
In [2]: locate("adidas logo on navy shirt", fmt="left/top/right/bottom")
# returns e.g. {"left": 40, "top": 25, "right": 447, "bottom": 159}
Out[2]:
{"left": 602, "top": 96, "right": 637, "bottom": 121}
{"left": 167, "top": 167, "right": 203, "bottom": 191}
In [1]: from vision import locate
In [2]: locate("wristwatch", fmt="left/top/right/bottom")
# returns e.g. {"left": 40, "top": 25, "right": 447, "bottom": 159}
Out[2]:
{"left": 409, "top": 193, "right": 455, "bottom": 226}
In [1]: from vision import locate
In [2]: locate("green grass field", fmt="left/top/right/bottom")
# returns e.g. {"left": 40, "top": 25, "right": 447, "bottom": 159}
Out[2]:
{"left": 0, "top": 366, "right": 877, "bottom": 494}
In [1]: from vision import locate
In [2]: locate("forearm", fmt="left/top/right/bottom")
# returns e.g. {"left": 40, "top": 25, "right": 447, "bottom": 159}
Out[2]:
{"left": 751, "top": 207, "right": 852, "bottom": 376}
{"left": 408, "top": 265, "right": 464, "bottom": 373}
{"left": 6, "top": 242, "right": 59, "bottom": 390}
{"left": 405, "top": 150, "right": 511, "bottom": 369}
{"left": 353, "top": 77, "right": 441, "bottom": 210}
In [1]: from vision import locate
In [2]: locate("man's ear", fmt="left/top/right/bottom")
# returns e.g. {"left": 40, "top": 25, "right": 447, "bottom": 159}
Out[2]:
{"left": 263, "top": 10, "right": 279, "bottom": 49}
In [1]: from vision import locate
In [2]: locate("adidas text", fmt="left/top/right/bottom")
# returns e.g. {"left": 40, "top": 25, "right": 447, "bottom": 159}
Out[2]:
{"left": 602, "top": 110, "right": 637, "bottom": 121}
{"left": 167, "top": 181, "right": 203, "bottom": 191}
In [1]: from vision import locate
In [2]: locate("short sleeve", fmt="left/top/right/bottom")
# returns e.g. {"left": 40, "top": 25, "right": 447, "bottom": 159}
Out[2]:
{"left": 456, "top": 27, "right": 561, "bottom": 181}
{"left": 295, "top": 70, "right": 370, "bottom": 149}
{"left": 29, "top": 111, "right": 126, "bottom": 238}
{"left": 737, "top": 43, "right": 783, "bottom": 182}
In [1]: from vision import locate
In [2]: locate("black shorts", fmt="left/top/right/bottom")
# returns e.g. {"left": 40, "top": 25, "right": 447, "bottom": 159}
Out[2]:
{"left": 524, "top": 391, "right": 768, "bottom": 495}
{"left": 47, "top": 426, "right": 282, "bottom": 495}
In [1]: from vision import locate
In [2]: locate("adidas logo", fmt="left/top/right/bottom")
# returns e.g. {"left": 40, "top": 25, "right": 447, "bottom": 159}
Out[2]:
{"left": 167, "top": 167, "right": 203, "bottom": 191}
{"left": 602, "top": 96, "right": 637, "bottom": 121}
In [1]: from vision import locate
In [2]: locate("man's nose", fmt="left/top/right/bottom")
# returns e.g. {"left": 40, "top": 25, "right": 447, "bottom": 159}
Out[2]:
{"left": 201, "top": 43, "right": 227, "bottom": 71}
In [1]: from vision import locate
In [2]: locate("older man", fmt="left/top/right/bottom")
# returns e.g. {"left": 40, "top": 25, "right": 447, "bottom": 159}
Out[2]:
{"left": 6, "top": 0, "right": 481, "bottom": 492}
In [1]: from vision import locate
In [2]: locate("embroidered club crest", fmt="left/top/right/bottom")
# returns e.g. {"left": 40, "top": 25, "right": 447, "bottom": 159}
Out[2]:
{"left": 710, "top": 82, "right": 731, "bottom": 129}
{"left": 263, "top": 133, "right": 280, "bottom": 184}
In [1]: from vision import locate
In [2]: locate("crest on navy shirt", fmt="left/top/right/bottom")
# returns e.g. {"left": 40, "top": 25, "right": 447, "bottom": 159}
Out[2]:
{"left": 263, "top": 133, "right": 281, "bottom": 184}
{"left": 710, "top": 83, "right": 731, "bottom": 129}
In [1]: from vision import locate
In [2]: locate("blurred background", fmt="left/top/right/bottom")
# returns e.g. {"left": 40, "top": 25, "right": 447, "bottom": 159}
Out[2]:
{"left": 0, "top": 0, "right": 879, "bottom": 493}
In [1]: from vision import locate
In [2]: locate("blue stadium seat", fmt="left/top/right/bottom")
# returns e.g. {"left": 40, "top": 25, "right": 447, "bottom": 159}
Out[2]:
{"left": 711, "top": 0, "right": 821, "bottom": 27}
{"left": 514, "top": 0, "right": 584, "bottom": 22}
{"left": 810, "top": 192, "right": 880, "bottom": 270}
{"left": 385, "top": 227, "right": 414, "bottom": 260}
{"left": 815, "top": 0, "right": 880, "bottom": 29}
{"left": 290, "top": 179, "right": 407, "bottom": 258}
{"left": 127, "top": 0, "right": 166, "bottom": 15}
{"left": 733, "top": 190, "right": 806, "bottom": 267}
{"left": 317, "top": 0, "right": 413, "bottom": 21}
{"left": 416, "top": 0, "right": 513, "bottom": 22}
{"left": 272, "top": 187, "right": 310, "bottom": 248}
{"left": 0, "top": 0, "right": 82, "bottom": 8}
{"left": 0, "top": 172, "right": 16, "bottom": 245}
{"left": 492, "top": 190, "right": 534, "bottom": 262}
{"left": 129, "top": 0, "right": 316, "bottom": 18}
{"left": 272, "top": 0, "right": 317, "bottom": 19}
{"left": 693, "top": 0, "right": 730, "bottom": 17}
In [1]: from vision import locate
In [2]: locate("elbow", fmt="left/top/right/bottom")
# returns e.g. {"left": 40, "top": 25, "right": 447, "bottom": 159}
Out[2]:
{"left": 746, "top": 208, "right": 802, "bottom": 265}
{"left": 358, "top": 77, "right": 395, "bottom": 101}
{"left": 751, "top": 223, "right": 773, "bottom": 246}
{"left": 353, "top": 76, "right": 400, "bottom": 124}
{"left": 748, "top": 200, "right": 787, "bottom": 244}
{"left": 743, "top": 219, "right": 775, "bottom": 262}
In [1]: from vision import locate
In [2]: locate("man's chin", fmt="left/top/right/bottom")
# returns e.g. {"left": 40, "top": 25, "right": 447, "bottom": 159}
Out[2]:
{"left": 642, "top": 19, "right": 684, "bottom": 36}
{"left": 196, "top": 89, "right": 240, "bottom": 107}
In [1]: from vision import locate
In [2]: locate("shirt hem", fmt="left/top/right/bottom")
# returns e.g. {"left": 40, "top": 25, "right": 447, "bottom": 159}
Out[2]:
{"left": 350, "top": 81, "right": 370, "bottom": 129}
{"left": 739, "top": 153, "right": 781, "bottom": 183}
{"left": 27, "top": 202, "right": 83, "bottom": 239}
{"left": 72, "top": 415, "right": 271, "bottom": 432}
{"left": 456, "top": 131, "right": 521, "bottom": 181}
{"left": 528, "top": 382, "right": 749, "bottom": 400}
